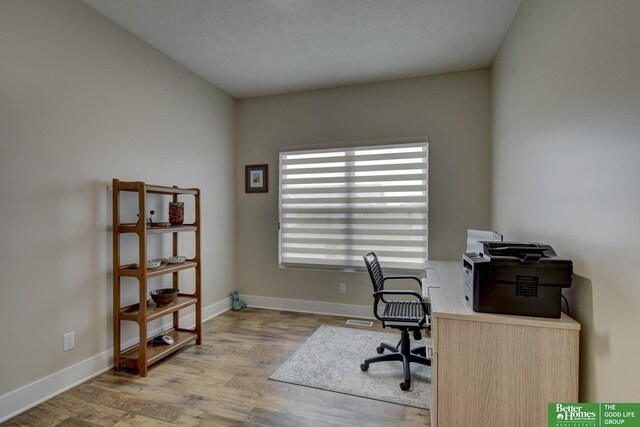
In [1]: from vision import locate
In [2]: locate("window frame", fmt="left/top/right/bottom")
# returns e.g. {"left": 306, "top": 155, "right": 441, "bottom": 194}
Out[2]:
{"left": 278, "top": 137, "right": 429, "bottom": 275}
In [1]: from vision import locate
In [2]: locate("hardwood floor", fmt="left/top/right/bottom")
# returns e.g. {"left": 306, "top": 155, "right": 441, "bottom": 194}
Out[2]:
{"left": 3, "top": 308, "right": 430, "bottom": 426}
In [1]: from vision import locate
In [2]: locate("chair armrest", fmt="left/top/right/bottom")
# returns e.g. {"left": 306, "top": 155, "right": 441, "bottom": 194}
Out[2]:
{"left": 383, "top": 275, "right": 423, "bottom": 290}
{"left": 373, "top": 290, "right": 423, "bottom": 300}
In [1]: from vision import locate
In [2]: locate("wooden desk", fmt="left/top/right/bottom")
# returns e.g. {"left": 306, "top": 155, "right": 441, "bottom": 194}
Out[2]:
{"left": 424, "top": 261, "right": 580, "bottom": 427}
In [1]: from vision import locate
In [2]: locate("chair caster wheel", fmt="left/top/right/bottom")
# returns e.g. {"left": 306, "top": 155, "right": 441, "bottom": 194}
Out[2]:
{"left": 360, "top": 363, "right": 369, "bottom": 371}
{"left": 376, "top": 346, "right": 384, "bottom": 354}
{"left": 400, "top": 381, "right": 411, "bottom": 391}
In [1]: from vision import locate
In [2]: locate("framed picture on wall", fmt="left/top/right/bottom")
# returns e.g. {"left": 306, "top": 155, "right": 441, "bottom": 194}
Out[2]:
{"left": 245, "top": 164, "right": 268, "bottom": 193}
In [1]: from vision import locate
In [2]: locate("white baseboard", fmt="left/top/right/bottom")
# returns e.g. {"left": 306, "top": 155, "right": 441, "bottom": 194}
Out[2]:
{"left": 0, "top": 297, "right": 231, "bottom": 423}
{"left": 243, "top": 294, "right": 374, "bottom": 319}
{"left": 0, "top": 350, "right": 112, "bottom": 424}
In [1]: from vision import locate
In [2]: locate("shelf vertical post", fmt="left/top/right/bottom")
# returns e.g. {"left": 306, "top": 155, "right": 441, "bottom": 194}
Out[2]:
{"left": 137, "top": 182, "right": 149, "bottom": 377}
{"left": 172, "top": 188, "right": 180, "bottom": 330}
{"left": 112, "top": 179, "right": 121, "bottom": 372}
{"left": 195, "top": 188, "right": 202, "bottom": 344}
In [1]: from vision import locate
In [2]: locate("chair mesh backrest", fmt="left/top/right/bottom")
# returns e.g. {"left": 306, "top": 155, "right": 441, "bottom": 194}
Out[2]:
{"left": 363, "top": 252, "right": 384, "bottom": 293}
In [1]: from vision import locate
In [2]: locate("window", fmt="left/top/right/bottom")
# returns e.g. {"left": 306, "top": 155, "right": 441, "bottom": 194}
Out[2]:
{"left": 278, "top": 139, "right": 428, "bottom": 272}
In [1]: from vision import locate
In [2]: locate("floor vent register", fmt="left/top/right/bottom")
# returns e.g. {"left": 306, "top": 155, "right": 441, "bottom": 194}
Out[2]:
{"left": 345, "top": 319, "right": 373, "bottom": 327}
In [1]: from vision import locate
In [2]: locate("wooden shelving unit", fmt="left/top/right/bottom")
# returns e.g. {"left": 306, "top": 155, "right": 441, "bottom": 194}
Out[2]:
{"left": 112, "top": 179, "right": 202, "bottom": 376}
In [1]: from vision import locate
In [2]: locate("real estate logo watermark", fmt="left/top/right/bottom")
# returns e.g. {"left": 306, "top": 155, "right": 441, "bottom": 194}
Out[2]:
{"left": 548, "top": 403, "right": 640, "bottom": 427}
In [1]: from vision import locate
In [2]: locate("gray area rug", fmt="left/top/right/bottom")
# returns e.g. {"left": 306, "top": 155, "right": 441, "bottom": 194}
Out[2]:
{"left": 270, "top": 325, "right": 431, "bottom": 409}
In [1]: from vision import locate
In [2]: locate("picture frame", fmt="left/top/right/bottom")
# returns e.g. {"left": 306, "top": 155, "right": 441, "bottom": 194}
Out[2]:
{"left": 245, "top": 164, "right": 268, "bottom": 193}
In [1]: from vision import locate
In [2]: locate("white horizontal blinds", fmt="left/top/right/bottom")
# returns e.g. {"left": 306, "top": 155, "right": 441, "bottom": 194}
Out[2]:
{"left": 279, "top": 141, "right": 428, "bottom": 271}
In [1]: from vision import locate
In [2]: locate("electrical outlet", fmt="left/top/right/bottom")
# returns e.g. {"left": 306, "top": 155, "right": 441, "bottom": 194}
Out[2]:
{"left": 339, "top": 283, "right": 347, "bottom": 294}
{"left": 63, "top": 331, "right": 75, "bottom": 351}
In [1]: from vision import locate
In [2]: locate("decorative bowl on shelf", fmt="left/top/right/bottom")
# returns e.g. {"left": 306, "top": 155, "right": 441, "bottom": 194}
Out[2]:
{"left": 146, "top": 260, "right": 162, "bottom": 269}
{"left": 150, "top": 288, "right": 179, "bottom": 306}
{"left": 165, "top": 256, "right": 187, "bottom": 264}
{"left": 150, "top": 223, "right": 170, "bottom": 228}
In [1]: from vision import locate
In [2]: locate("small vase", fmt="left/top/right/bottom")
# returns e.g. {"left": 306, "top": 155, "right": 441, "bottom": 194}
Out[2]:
{"left": 169, "top": 202, "right": 184, "bottom": 225}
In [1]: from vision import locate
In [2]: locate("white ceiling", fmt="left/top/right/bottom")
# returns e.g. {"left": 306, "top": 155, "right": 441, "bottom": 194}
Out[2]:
{"left": 82, "top": 0, "right": 521, "bottom": 98}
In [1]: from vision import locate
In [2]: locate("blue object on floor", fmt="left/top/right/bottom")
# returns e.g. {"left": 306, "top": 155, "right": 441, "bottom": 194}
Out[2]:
{"left": 230, "top": 290, "right": 247, "bottom": 311}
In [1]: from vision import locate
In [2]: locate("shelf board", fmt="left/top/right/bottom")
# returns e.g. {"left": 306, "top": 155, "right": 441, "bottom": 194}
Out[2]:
{"left": 118, "top": 223, "right": 197, "bottom": 234}
{"left": 119, "top": 260, "right": 198, "bottom": 278}
{"left": 146, "top": 185, "right": 198, "bottom": 195}
{"left": 116, "top": 181, "right": 198, "bottom": 195}
{"left": 119, "top": 295, "right": 197, "bottom": 322}
{"left": 119, "top": 329, "right": 197, "bottom": 367}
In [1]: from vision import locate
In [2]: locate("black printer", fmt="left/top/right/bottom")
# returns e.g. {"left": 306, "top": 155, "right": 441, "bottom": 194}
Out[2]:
{"left": 462, "top": 241, "right": 572, "bottom": 318}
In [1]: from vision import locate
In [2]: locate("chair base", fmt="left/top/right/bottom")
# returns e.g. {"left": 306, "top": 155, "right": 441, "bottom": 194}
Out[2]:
{"left": 360, "top": 329, "right": 430, "bottom": 391}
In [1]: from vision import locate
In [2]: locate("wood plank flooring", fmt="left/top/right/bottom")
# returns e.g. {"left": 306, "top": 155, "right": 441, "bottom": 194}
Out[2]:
{"left": 3, "top": 308, "right": 430, "bottom": 426}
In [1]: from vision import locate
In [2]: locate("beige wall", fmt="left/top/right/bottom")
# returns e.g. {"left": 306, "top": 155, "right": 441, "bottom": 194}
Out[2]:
{"left": 0, "top": 0, "right": 235, "bottom": 396}
{"left": 235, "top": 70, "right": 491, "bottom": 305}
{"left": 492, "top": 0, "right": 640, "bottom": 401}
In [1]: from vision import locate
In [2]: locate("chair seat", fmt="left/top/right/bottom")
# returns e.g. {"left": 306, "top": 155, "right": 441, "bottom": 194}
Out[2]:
{"left": 382, "top": 300, "right": 425, "bottom": 322}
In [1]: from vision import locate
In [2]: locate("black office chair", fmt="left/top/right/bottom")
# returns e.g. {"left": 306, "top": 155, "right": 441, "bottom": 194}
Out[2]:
{"left": 360, "top": 252, "right": 431, "bottom": 391}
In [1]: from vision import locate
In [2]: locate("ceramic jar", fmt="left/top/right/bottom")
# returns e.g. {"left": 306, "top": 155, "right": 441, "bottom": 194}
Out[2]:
{"left": 169, "top": 202, "right": 184, "bottom": 225}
